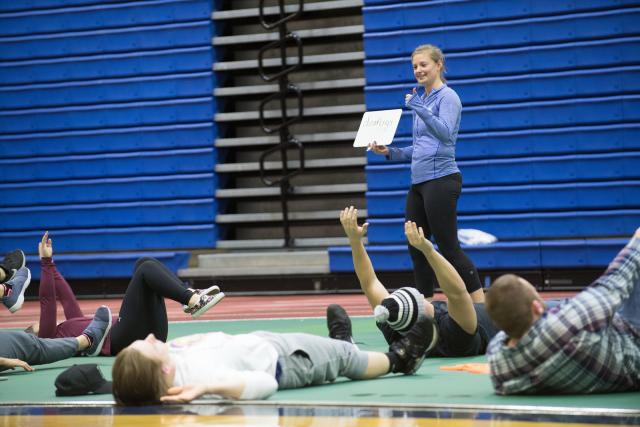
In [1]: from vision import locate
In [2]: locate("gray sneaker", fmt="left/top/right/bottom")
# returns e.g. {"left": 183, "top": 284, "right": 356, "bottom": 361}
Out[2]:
{"left": 83, "top": 306, "right": 112, "bottom": 356}
{"left": 184, "top": 285, "right": 225, "bottom": 318}
{"left": 1, "top": 249, "right": 26, "bottom": 283}
{"left": 2, "top": 266, "right": 31, "bottom": 313}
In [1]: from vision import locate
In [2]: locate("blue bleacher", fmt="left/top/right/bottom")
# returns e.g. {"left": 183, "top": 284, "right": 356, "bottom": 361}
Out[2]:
{"left": 367, "top": 210, "right": 640, "bottom": 244}
{"left": 364, "top": 8, "right": 640, "bottom": 59}
{"left": 363, "top": 0, "right": 639, "bottom": 31}
{"left": 367, "top": 181, "right": 640, "bottom": 217}
{"left": 0, "top": 0, "right": 129, "bottom": 13}
{"left": 365, "top": 66, "right": 640, "bottom": 109}
{"left": 0, "top": 0, "right": 210, "bottom": 36}
{"left": 366, "top": 152, "right": 640, "bottom": 190}
{"left": 391, "top": 95, "right": 640, "bottom": 136}
{"left": 1, "top": 198, "right": 217, "bottom": 231}
{"left": 0, "top": 0, "right": 217, "bottom": 278}
{"left": 330, "top": 239, "right": 629, "bottom": 271}
{"left": 330, "top": 1, "right": 640, "bottom": 277}
{"left": 0, "top": 47, "right": 214, "bottom": 85}
{"left": 0, "top": 173, "right": 217, "bottom": 207}
{"left": 364, "top": 36, "right": 640, "bottom": 84}
{"left": 0, "top": 97, "right": 214, "bottom": 133}
{"left": 367, "top": 124, "right": 640, "bottom": 164}
{"left": 0, "top": 71, "right": 214, "bottom": 109}
{"left": 0, "top": 21, "right": 213, "bottom": 61}
{"left": 0, "top": 147, "right": 216, "bottom": 183}
{"left": 0, "top": 224, "right": 217, "bottom": 254}
{"left": 0, "top": 123, "right": 215, "bottom": 158}
{"left": 24, "top": 251, "right": 191, "bottom": 280}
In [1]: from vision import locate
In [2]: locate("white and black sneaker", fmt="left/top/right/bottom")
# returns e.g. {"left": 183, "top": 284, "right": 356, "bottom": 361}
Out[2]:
{"left": 184, "top": 285, "right": 225, "bottom": 318}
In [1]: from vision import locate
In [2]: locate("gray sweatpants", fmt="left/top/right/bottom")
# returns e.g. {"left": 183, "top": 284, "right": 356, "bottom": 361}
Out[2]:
{"left": 254, "top": 332, "right": 369, "bottom": 390}
{"left": 0, "top": 331, "right": 77, "bottom": 372}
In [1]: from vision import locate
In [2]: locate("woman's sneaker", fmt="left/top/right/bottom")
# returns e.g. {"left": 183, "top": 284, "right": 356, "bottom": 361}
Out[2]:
{"left": 184, "top": 285, "right": 225, "bottom": 318}
{"left": 1, "top": 249, "right": 26, "bottom": 283}
{"left": 83, "top": 306, "right": 112, "bottom": 356}
{"left": 2, "top": 266, "right": 31, "bottom": 313}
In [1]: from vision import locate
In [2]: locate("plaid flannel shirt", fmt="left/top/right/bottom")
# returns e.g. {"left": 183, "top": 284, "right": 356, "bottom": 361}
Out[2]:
{"left": 486, "top": 236, "right": 640, "bottom": 394}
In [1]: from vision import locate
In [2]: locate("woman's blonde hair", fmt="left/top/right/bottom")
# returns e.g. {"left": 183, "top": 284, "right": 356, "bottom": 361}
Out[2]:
{"left": 412, "top": 44, "right": 447, "bottom": 82}
{"left": 112, "top": 347, "right": 170, "bottom": 406}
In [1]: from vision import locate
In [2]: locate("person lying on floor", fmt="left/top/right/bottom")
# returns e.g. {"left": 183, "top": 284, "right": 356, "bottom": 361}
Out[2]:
{"left": 0, "top": 305, "right": 111, "bottom": 373}
{"left": 4, "top": 232, "right": 225, "bottom": 356}
{"left": 485, "top": 227, "right": 640, "bottom": 394}
{"left": 335, "top": 206, "right": 497, "bottom": 358}
{"left": 111, "top": 309, "right": 437, "bottom": 405}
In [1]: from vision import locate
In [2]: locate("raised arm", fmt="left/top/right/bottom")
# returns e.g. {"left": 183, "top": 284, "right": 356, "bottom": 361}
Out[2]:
{"left": 340, "top": 206, "right": 390, "bottom": 308}
{"left": 563, "top": 227, "right": 640, "bottom": 327}
{"left": 405, "top": 221, "right": 477, "bottom": 334}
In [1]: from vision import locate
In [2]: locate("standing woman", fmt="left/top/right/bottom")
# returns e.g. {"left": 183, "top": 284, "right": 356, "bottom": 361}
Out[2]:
{"left": 369, "top": 44, "right": 483, "bottom": 301}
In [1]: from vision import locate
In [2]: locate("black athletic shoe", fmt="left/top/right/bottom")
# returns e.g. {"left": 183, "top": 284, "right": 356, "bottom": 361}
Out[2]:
{"left": 389, "top": 315, "right": 438, "bottom": 375}
{"left": 1, "top": 249, "right": 25, "bottom": 282}
{"left": 377, "top": 321, "right": 402, "bottom": 345}
{"left": 327, "top": 304, "right": 356, "bottom": 345}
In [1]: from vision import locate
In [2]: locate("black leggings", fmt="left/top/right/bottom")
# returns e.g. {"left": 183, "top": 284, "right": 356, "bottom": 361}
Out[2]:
{"left": 110, "top": 257, "right": 194, "bottom": 355}
{"left": 406, "top": 173, "right": 481, "bottom": 297}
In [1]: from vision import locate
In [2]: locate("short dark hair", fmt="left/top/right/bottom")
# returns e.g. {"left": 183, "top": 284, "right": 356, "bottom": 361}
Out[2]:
{"left": 485, "top": 274, "right": 537, "bottom": 339}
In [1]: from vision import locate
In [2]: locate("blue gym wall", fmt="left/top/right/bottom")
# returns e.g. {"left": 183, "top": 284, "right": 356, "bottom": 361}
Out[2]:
{"left": 0, "top": 0, "right": 217, "bottom": 277}
{"left": 330, "top": 0, "right": 640, "bottom": 274}
{"left": 1, "top": 1, "right": 639, "bottom": 279}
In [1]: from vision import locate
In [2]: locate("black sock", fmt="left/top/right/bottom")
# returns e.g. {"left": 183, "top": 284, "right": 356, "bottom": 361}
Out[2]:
{"left": 385, "top": 352, "right": 403, "bottom": 373}
{"left": 83, "top": 333, "right": 94, "bottom": 349}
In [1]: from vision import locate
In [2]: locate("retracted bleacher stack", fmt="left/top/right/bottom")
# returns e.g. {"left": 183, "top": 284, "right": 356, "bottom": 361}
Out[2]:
{"left": 329, "top": 0, "right": 640, "bottom": 290}
{"left": 180, "top": 0, "right": 369, "bottom": 286}
{"left": 0, "top": 0, "right": 216, "bottom": 285}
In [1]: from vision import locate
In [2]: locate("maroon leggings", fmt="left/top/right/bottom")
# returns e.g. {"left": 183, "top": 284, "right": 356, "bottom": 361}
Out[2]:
{"left": 37, "top": 258, "right": 85, "bottom": 338}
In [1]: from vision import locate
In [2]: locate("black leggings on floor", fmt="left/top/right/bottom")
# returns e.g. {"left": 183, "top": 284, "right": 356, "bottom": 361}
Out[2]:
{"left": 406, "top": 173, "right": 481, "bottom": 297}
{"left": 110, "top": 257, "right": 194, "bottom": 355}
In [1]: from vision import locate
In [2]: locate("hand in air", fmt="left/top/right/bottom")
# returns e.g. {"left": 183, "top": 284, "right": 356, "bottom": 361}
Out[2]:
{"left": 38, "top": 231, "right": 53, "bottom": 259}
{"left": 405, "top": 221, "right": 434, "bottom": 254}
{"left": 340, "top": 206, "right": 369, "bottom": 241}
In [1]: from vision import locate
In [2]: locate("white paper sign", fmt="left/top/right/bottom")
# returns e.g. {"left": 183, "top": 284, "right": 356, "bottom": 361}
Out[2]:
{"left": 353, "top": 109, "right": 402, "bottom": 148}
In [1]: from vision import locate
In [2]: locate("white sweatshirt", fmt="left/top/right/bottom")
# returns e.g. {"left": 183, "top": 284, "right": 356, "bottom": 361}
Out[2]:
{"left": 169, "top": 332, "right": 279, "bottom": 400}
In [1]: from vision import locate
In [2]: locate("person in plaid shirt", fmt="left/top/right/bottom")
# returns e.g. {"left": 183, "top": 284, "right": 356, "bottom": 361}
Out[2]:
{"left": 485, "top": 227, "right": 640, "bottom": 394}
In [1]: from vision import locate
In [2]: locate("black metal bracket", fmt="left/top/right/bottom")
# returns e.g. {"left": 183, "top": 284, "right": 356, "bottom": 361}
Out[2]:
{"left": 257, "top": 0, "right": 305, "bottom": 247}
{"left": 258, "top": 0, "right": 303, "bottom": 30}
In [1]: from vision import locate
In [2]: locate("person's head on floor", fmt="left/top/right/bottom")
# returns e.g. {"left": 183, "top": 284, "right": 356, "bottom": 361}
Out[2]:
{"left": 374, "top": 287, "right": 429, "bottom": 334}
{"left": 485, "top": 274, "right": 545, "bottom": 340}
{"left": 112, "top": 333, "right": 174, "bottom": 406}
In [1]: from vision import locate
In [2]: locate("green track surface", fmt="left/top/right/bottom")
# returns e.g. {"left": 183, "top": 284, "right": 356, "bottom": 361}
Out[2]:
{"left": 1, "top": 318, "right": 639, "bottom": 410}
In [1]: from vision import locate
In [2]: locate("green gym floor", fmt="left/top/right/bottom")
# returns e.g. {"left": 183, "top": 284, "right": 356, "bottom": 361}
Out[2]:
{"left": 2, "top": 317, "right": 639, "bottom": 411}
{"left": 2, "top": 293, "right": 639, "bottom": 427}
